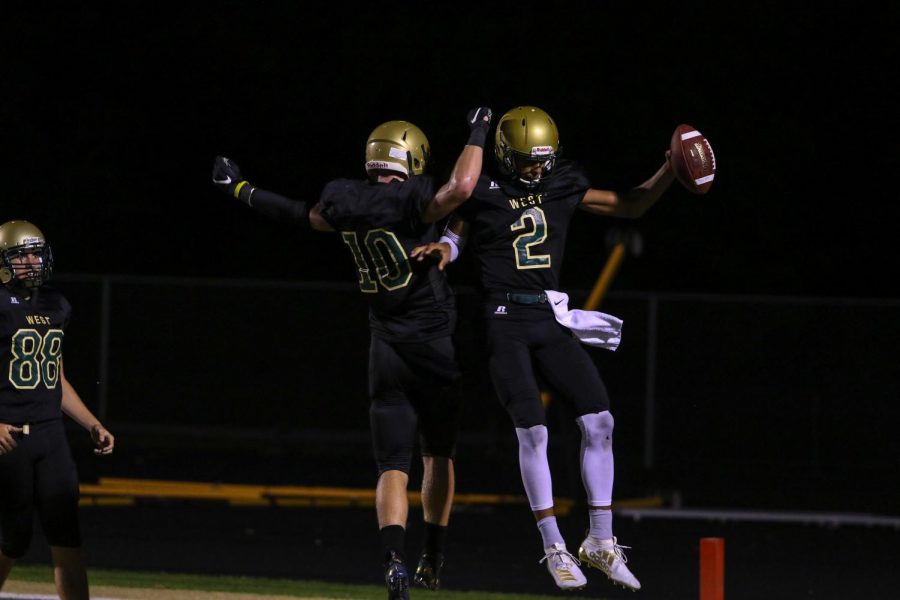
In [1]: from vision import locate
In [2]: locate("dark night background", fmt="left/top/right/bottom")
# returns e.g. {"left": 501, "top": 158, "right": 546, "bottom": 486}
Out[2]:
{"left": 4, "top": 1, "right": 898, "bottom": 297}
{"left": 2, "top": 3, "right": 900, "bottom": 599}
{"left": 3, "top": 0, "right": 900, "bottom": 513}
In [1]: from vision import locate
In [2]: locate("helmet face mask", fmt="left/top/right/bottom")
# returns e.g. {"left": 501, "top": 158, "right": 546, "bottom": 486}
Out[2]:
{"left": 365, "top": 121, "right": 431, "bottom": 180}
{"left": 0, "top": 220, "right": 53, "bottom": 289}
{"left": 494, "top": 106, "right": 560, "bottom": 189}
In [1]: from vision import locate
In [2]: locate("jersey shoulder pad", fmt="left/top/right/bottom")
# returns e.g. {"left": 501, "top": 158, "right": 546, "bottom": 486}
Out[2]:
{"left": 366, "top": 175, "right": 437, "bottom": 228}
{"left": 547, "top": 159, "right": 591, "bottom": 193}
{"left": 318, "top": 176, "right": 437, "bottom": 229}
{"left": 317, "top": 178, "right": 367, "bottom": 228}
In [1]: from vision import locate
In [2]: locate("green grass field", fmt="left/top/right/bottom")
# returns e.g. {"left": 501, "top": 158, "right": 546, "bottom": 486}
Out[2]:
{"left": 6, "top": 564, "right": 602, "bottom": 600}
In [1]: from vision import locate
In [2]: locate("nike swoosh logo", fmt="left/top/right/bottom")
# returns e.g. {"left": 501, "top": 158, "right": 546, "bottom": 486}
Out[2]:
{"left": 214, "top": 175, "right": 232, "bottom": 185}
{"left": 554, "top": 299, "right": 564, "bottom": 305}
{"left": 470, "top": 109, "right": 488, "bottom": 124}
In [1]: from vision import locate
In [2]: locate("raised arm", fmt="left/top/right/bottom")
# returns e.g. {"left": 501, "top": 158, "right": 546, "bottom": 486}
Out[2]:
{"left": 579, "top": 151, "right": 676, "bottom": 218}
{"left": 421, "top": 108, "right": 492, "bottom": 224}
{"left": 211, "top": 156, "right": 334, "bottom": 231}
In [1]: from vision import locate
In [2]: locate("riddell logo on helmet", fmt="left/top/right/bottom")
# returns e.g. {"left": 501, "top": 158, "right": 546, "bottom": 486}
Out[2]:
{"left": 366, "top": 160, "right": 409, "bottom": 175}
{"left": 531, "top": 146, "right": 553, "bottom": 156}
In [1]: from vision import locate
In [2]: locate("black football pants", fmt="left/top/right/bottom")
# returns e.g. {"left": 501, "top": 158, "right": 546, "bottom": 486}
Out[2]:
{"left": 0, "top": 418, "right": 81, "bottom": 558}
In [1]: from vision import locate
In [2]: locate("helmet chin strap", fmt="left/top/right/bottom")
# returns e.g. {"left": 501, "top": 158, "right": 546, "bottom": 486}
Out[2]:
{"left": 512, "top": 156, "right": 554, "bottom": 189}
{"left": 518, "top": 175, "right": 542, "bottom": 188}
{"left": 517, "top": 165, "right": 551, "bottom": 188}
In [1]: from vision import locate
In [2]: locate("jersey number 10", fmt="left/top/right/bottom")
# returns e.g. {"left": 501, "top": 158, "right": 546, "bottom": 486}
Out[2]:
{"left": 341, "top": 229, "right": 413, "bottom": 293}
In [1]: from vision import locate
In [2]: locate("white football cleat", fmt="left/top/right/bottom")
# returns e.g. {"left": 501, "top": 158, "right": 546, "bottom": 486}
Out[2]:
{"left": 539, "top": 542, "right": 587, "bottom": 590}
{"left": 578, "top": 535, "right": 641, "bottom": 591}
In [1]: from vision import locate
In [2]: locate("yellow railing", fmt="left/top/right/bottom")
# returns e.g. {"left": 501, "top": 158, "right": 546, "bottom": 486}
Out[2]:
{"left": 80, "top": 477, "right": 664, "bottom": 515}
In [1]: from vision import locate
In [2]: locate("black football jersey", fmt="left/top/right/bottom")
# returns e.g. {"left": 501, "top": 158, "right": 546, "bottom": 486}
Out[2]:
{"left": 456, "top": 159, "right": 592, "bottom": 294}
{"left": 0, "top": 285, "right": 71, "bottom": 424}
{"left": 318, "top": 176, "right": 455, "bottom": 341}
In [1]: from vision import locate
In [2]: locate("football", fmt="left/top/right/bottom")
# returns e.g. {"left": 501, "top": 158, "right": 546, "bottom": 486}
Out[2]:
{"left": 670, "top": 124, "right": 716, "bottom": 194}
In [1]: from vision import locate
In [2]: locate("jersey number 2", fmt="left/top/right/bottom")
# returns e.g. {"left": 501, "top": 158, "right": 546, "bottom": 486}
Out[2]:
{"left": 511, "top": 207, "right": 551, "bottom": 269}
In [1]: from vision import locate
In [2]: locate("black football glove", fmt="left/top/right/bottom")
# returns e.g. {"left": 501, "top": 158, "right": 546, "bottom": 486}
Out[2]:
{"left": 466, "top": 107, "right": 492, "bottom": 148}
{"left": 212, "top": 156, "right": 256, "bottom": 204}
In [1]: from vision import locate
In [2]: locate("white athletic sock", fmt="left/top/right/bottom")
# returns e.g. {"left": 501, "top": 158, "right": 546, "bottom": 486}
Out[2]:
{"left": 515, "top": 425, "right": 554, "bottom": 511}
{"left": 537, "top": 516, "right": 565, "bottom": 549}
{"left": 588, "top": 508, "right": 614, "bottom": 540}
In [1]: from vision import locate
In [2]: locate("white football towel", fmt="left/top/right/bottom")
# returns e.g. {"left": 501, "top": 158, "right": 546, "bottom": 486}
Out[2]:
{"left": 544, "top": 290, "right": 622, "bottom": 351}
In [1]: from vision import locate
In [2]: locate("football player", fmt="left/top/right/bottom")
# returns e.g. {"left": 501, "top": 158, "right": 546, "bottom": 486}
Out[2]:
{"left": 0, "top": 220, "right": 115, "bottom": 600}
{"left": 415, "top": 106, "right": 675, "bottom": 591}
{"left": 211, "top": 107, "right": 491, "bottom": 599}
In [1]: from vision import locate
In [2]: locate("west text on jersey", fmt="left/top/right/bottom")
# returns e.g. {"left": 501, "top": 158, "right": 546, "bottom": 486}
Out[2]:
{"left": 508, "top": 194, "right": 544, "bottom": 210}
{"left": 24, "top": 315, "right": 52, "bottom": 325}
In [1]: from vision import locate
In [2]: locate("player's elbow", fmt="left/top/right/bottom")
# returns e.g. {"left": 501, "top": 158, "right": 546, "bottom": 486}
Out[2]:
{"left": 447, "top": 175, "right": 478, "bottom": 200}
{"left": 456, "top": 174, "right": 479, "bottom": 198}
{"left": 308, "top": 207, "right": 335, "bottom": 231}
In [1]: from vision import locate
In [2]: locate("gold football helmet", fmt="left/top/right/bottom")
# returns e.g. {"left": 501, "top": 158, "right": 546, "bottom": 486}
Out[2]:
{"left": 494, "top": 106, "right": 560, "bottom": 187}
{"left": 0, "top": 220, "right": 53, "bottom": 288}
{"left": 365, "top": 120, "right": 431, "bottom": 178}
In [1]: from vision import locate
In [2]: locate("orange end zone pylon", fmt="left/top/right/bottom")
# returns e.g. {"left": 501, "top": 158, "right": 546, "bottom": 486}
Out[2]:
{"left": 700, "top": 537, "right": 725, "bottom": 600}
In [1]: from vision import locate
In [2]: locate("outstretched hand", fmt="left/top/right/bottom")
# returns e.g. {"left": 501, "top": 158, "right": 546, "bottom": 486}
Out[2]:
{"left": 466, "top": 107, "right": 493, "bottom": 147}
{"left": 410, "top": 242, "right": 453, "bottom": 271}
{"left": 211, "top": 156, "right": 244, "bottom": 197}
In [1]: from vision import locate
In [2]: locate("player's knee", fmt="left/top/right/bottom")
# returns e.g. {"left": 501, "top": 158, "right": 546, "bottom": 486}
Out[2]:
{"left": 420, "top": 444, "right": 456, "bottom": 461}
{"left": 370, "top": 400, "right": 417, "bottom": 477}
{"left": 515, "top": 424, "right": 549, "bottom": 454}
{"left": 419, "top": 428, "right": 458, "bottom": 459}
{"left": 376, "top": 456, "right": 412, "bottom": 477}
{"left": 503, "top": 395, "right": 547, "bottom": 429}
{"left": 422, "top": 454, "right": 453, "bottom": 468}
{"left": 577, "top": 410, "right": 615, "bottom": 449}
{"left": 43, "top": 527, "right": 82, "bottom": 549}
{"left": 1, "top": 528, "right": 33, "bottom": 560}
{"left": 1, "top": 508, "right": 36, "bottom": 559}
{"left": 39, "top": 488, "right": 81, "bottom": 550}
{"left": 374, "top": 441, "right": 413, "bottom": 475}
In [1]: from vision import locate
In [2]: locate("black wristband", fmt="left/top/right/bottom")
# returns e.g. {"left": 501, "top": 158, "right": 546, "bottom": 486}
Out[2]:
{"left": 467, "top": 127, "right": 488, "bottom": 148}
{"left": 235, "top": 181, "right": 257, "bottom": 206}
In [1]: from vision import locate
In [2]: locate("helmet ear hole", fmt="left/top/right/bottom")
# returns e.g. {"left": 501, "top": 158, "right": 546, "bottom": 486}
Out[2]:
{"left": 0, "top": 267, "right": 11, "bottom": 284}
